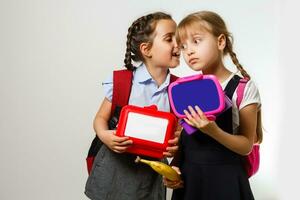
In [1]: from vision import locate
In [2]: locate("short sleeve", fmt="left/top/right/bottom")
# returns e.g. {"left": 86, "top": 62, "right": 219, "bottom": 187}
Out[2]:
{"left": 239, "top": 80, "right": 261, "bottom": 110}
{"left": 102, "top": 73, "right": 113, "bottom": 102}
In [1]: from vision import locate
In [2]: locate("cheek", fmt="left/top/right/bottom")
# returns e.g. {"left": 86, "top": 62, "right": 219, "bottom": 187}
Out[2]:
{"left": 201, "top": 44, "right": 218, "bottom": 59}
{"left": 183, "top": 53, "right": 189, "bottom": 63}
{"left": 157, "top": 46, "right": 172, "bottom": 59}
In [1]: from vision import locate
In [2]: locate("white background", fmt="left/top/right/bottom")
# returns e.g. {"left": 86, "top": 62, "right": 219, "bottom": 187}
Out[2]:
{"left": 1, "top": 0, "right": 297, "bottom": 199}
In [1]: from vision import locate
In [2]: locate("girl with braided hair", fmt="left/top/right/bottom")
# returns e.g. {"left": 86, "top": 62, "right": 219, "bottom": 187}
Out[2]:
{"left": 85, "top": 12, "right": 180, "bottom": 200}
{"left": 164, "top": 11, "right": 263, "bottom": 200}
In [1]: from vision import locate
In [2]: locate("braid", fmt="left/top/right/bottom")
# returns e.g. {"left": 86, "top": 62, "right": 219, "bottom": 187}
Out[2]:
{"left": 124, "top": 25, "right": 135, "bottom": 70}
{"left": 226, "top": 36, "right": 251, "bottom": 79}
{"left": 123, "top": 15, "right": 152, "bottom": 71}
{"left": 123, "top": 12, "right": 172, "bottom": 70}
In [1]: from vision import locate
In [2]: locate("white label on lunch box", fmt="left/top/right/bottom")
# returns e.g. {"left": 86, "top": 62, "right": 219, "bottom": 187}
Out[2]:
{"left": 124, "top": 112, "right": 168, "bottom": 143}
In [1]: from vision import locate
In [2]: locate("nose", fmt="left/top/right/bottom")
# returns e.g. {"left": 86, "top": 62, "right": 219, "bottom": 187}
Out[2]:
{"left": 186, "top": 46, "right": 194, "bottom": 56}
{"left": 173, "top": 38, "right": 178, "bottom": 48}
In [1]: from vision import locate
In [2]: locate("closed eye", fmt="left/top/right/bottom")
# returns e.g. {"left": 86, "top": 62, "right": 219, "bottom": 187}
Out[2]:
{"left": 165, "top": 38, "right": 173, "bottom": 42}
{"left": 163, "top": 33, "right": 175, "bottom": 43}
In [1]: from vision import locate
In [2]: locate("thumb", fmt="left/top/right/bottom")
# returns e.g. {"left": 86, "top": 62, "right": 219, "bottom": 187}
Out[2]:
{"left": 108, "top": 130, "right": 116, "bottom": 135}
{"left": 171, "top": 166, "right": 181, "bottom": 175}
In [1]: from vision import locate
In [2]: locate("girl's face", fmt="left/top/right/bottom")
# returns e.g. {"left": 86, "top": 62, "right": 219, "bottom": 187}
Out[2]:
{"left": 179, "top": 27, "right": 223, "bottom": 72}
{"left": 147, "top": 19, "right": 180, "bottom": 69}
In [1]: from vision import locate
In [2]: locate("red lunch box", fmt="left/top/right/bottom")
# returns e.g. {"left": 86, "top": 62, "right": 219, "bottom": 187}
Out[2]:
{"left": 116, "top": 105, "right": 177, "bottom": 159}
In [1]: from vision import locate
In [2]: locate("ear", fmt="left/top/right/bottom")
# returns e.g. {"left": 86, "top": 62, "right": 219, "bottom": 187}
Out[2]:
{"left": 217, "top": 34, "right": 226, "bottom": 51}
{"left": 140, "top": 42, "right": 152, "bottom": 58}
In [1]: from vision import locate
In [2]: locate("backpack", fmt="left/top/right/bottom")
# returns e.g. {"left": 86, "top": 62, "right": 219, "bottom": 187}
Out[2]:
{"left": 86, "top": 69, "right": 178, "bottom": 174}
{"left": 236, "top": 78, "right": 260, "bottom": 178}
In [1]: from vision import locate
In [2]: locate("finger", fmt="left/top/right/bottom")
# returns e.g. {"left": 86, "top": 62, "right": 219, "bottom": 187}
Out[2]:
{"left": 163, "top": 152, "right": 173, "bottom": 157}
{"left": 183, "top": 109, "right": 192, "bottom": 120}
{"left": 171, "top": 166, "right": 181, "bottom": 175}
{"left": 163, "top": 177, "right": 169, "bottom": 185}
{"left": 110, "top": 130, "right": 116, "bottom": 135}
{"left": 175, "top": 181, "right": 184, "bottom": 188}
{"left": 166, "top": 183, "right": 179, "bottom": 189}
{"left": 183, "top": 118, "right": 193, "bottom": 126}
{"left": 174, "top": 130, "right": 181, "bottom": 138}
{"left": 166, "top": 146, "right": 178, "bottom": 152}
{"left": 165, "top": 179, "right": 183, "bottom": 189}
{"left": 188, "top": 106, "right": 197, "bottom": 117}
{"left": 189, "top": 117, "right": 199, "bottom": 127}
{"left": 168, "top": 137, "right": 178, "bottom": 145}
{"left": 176, "top": 121, "right": 183, "bottom": 131}
{"left": 163, "top": 180, "right": 177, "bottom": 188}
{"left": 113, "top": 149, "right": 123, "bottom": 153}
{"left": 113, "top": 135, "right": 130, "bottom": 143}
{"left": 195, "top": 105, "right": 207, "bottom": 119}
{"left": 166, "top": 145, "right": 178, "bottom": 152}
{"left": 118, "top": 139, "right": 133, "bottom": 146}
{"left": 189, "top": 106, "right": 202, "bottom": 124}
{"left": 163, "top": 177, "right": 179, "bottom": 185}
{"left": 163, "top": 147, "right": 178, "bottom": 157}
{"left": 114, "top": 145, "right": 129, "bottom": 152}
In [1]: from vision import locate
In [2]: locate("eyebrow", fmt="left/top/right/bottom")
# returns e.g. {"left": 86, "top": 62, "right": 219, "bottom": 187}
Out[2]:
{"left": 162, "top": 32, "right": 174, "bottom": 37}
{"left": 191, "top": 33, "right": 205, "bottom": 37}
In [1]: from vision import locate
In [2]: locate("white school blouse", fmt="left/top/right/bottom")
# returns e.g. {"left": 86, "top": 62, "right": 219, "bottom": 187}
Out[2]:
{"left": 102, "top": 63, "right": 172, "bottom": 112}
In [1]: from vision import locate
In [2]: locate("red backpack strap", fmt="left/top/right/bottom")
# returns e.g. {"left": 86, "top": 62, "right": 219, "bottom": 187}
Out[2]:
{"left": 86, "top": 69, "right": 132, "bottom": 175}
{"left": 170, "top": 73, "right": 178, "bottom": 83}
{"left": 111, "top": 70, "right": 133, "bottom": 116}
{"left": 236, "top": 78, "right": 249, "bottom": 109}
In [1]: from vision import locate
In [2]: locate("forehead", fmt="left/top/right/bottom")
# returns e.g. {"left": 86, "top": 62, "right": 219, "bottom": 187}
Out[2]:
{"left": 177, "top": 21, "right": 211, "bottom": 42}
{"left": 154, "top": 19, "right": 177, "bottom": 36}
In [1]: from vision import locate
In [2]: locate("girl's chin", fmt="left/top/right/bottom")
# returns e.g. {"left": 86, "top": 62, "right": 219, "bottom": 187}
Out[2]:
{"left": 190, "top": 65, "right": 204, "bottom": 71}
{"left": 169, "top": 65, "right": 179, "bottom": 69}
{"left": 169, "top": 61, "right": 180, "bottom": 68}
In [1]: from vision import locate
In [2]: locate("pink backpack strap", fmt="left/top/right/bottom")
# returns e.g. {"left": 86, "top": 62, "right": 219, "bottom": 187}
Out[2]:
{"left": 236, "top": 78, "right": 249, "bottom": 109}
{"left": 236, "top": 78, "right": 260, "bottom": 178}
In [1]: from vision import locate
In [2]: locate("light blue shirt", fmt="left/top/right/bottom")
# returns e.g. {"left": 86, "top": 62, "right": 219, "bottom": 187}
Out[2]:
{"left": 102, "top": 64, "right": 171, "bottom": 112}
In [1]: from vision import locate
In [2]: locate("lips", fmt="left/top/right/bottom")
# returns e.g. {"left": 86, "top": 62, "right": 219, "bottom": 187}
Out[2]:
{"left": 172, "top": 52, "right": 180, "bottom": 58}
{"left": 189, "top": 58, "right": 198, "bottom": 65}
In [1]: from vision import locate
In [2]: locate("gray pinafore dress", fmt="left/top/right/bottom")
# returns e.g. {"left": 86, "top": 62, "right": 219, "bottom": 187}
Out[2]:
{"left": 85, "top": 145, "right": 166, "bottom": 200}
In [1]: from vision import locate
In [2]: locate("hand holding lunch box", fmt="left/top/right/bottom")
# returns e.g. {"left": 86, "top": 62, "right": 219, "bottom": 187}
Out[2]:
{"left": 168, "top": 74, "right": 227, "bottom": 135}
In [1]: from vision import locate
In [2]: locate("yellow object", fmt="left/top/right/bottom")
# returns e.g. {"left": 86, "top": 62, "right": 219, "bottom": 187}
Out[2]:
{"left": 135, "top": 156, "right": 181, "bottom": 181}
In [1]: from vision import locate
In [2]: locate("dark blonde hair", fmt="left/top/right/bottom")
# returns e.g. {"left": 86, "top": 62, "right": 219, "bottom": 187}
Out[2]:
{"left": 176, "top": 11, "right": 250, "bottom": 79}
{"left": 124, "top": 12, "right": 172, "bottom": 70}
{"left": 177, "top": 11, "right": 263, "bottom": 143}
